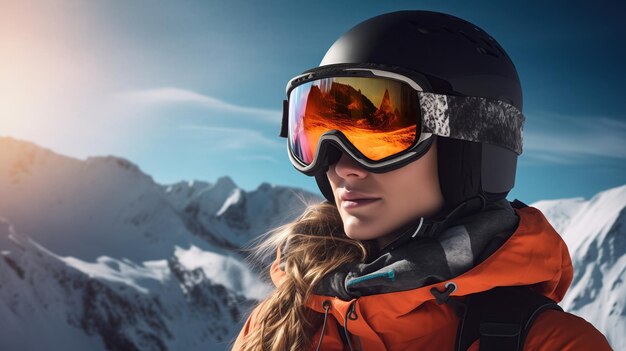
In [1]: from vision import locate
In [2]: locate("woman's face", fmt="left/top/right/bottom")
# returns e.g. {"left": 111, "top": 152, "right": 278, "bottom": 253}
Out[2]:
{"left": 326, "top": 137, "right": 444, "bottom": 248}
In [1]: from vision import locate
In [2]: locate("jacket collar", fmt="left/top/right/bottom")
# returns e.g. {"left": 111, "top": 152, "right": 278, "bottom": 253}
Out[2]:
{"left": 271, "top": 205, "right": 573, "bottom": 317}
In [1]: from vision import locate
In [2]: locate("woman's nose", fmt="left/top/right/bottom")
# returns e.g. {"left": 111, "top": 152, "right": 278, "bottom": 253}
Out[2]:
{"left": 332, "top": 152, "right": 369, "bottom": 179}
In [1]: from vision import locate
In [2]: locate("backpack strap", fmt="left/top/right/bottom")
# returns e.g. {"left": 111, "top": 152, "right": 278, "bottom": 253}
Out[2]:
{"left": 510, "top": 199, "right": 528, "bottom": 209}
{"left": 337, "top": 323, "right": 350, "bottom": 347}
{"left": 455, "top": 285, "right": 563, "bottom": 351}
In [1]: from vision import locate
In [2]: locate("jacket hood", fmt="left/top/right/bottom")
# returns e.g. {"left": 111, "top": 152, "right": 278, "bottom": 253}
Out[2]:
{"left": 269, "top": 205, "right": 573, "bottom": 326}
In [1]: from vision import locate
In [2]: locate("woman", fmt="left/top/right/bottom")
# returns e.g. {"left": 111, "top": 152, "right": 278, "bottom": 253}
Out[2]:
{"left": 232, "top": 10, "right": 612, "bottom": 351}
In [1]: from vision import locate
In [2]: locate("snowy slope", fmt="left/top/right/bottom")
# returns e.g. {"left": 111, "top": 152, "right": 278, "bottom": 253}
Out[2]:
{"left": 531, "top": 184, "right": 626, "bottom": 351}
{"left": 0, "top": 136, "right": 322, "bottom": 351}
{"left": 1, "top": 135, "right": 622, "bottom": 350}
{"left": 0, "top": 219, "right": 255, "bottom": 350}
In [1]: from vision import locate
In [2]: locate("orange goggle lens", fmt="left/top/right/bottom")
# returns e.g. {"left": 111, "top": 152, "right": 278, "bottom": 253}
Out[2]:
{"left": 288, "top": 76, "right": 420, "bottom": 166}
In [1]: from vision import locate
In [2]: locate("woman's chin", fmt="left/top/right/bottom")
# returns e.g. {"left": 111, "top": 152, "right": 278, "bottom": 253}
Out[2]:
{"left": 344, "top": 221, "right": 387, "bottom": 242}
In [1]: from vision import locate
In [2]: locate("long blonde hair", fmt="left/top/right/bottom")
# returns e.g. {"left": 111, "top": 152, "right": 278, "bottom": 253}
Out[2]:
{"left": 235, "top": 200, "right": 368, "bottom": 351}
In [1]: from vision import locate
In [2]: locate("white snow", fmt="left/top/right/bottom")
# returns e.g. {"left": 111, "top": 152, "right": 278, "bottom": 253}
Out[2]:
{"left": 531, "top": 183, "right": 626, "bottom": 350}
{"left": 0, "top": 136, "right": 320, "bottom": 351}
{"left": 174, "top": 244, "right": 271, "bottom": 300}
{"left": 61, "top": 256, "right": 171, "bottom": 294}
{"left": 216, "top": 188, "right": 242, "bottom": 216}
{"left": 6, "top": 136, "right": 622, "bottom": 349}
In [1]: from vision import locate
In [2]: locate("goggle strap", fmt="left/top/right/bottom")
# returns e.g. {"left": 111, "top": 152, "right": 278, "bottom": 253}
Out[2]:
{"left": 419, "top": 92, "right": 525, "bottom": 155}
{"left": 280, "top": 99, "right": 288, "bottom": 138}
{"left": 280, "top": 78, "right": 525, "bottom": 152}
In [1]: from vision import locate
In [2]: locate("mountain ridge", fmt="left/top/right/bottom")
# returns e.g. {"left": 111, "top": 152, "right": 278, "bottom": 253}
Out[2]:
{"left": 0, "top": 136, "right": 321, "bottom": 350}
{"left": 530, "top": 184, "right": 626, "bottom": 350}
{"left": 0, "top": 136, "right": 622, "bottom": 350}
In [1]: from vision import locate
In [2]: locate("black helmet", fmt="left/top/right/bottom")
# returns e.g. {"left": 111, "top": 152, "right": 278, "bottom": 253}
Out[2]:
{"left": 287, "top": 10, "right": 523, "bottom": 215}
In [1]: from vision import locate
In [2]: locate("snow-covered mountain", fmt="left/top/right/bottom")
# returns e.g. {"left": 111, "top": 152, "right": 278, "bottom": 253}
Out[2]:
{"left": 0, "top": 136, "right": 623, "bottom": 350}
{"left": 531, "top": 184, "right": 626, "bottom": 350}
{"left": 0, "top": 136, "right": 322, "bottom": 350}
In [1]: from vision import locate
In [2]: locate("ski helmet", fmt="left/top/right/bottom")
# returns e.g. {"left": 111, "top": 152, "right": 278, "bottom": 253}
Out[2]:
{"left": 282, "top": 10, "right": 524, "bottom": 215}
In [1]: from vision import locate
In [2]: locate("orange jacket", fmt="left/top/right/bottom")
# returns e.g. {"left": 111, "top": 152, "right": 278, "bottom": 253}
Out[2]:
{"left": 233, "top": 206, "right": 613, "bottom": 350}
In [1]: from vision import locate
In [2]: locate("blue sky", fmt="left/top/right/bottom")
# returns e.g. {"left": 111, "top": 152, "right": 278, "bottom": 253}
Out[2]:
{"left": 1, "top": 0, "right": 624, "bottom": 204}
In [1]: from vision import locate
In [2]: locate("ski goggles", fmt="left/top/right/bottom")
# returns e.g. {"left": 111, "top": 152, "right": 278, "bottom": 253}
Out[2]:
{"left": 280, "top": 63, "right": 525, "bottom": 176}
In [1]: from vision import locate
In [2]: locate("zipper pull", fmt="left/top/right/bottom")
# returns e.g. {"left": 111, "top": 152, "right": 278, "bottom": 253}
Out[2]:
{"left": 348, "top": 300, "right": 358, "bottom": 320}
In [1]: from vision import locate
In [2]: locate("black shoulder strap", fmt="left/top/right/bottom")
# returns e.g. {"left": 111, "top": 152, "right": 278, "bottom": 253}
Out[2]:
{"left": 510, "top": 199, "right": 528, "bottom": 209}
{"left": 337, "top": 323, "right": 350, "bottom": 346}
{"left": 455, "top": 286, "right": 563, "bottom": 351}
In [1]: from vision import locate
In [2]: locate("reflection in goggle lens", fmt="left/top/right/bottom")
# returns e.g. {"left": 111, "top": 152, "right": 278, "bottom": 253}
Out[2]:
{"left": 289, "top": 76, "right": 419, "bottom": 166}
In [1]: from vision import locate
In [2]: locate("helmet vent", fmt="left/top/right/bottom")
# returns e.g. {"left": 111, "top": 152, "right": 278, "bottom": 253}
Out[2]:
{"left": 459, "top": 31, "right": 478, "bottom": 44}
{"left": 417, "top": 27, "right": 431, "bottom": 34}
{"left": 408, "top": 20, "right": 439, "bottom": 34}
{"left": 481, "top": 38, "right": 495, "bottom": 49}
{"left": 411, "top": 24, "right": 432, "bottom": 34}
{"left": 442, "top": 26, "right": 455, "bottom": 34}
{"left": 476, "top": 46, "right": 499, "bottom": 58}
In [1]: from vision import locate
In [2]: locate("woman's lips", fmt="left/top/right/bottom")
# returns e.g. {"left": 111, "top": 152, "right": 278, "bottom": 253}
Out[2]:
{"left": 339, "top": 191, "right": 381, "bottom": 209}
{"left": 340, "top": 197, "right": 381, "bottom": 209}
